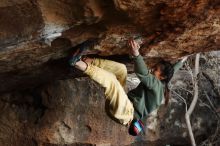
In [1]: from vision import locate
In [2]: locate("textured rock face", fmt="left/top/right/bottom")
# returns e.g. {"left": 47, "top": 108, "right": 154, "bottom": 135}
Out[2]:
{"left": 0, "top": 0, "right": 220, "bottom": 93}
{"left": 0, "top": 78, "right": 134, "bottom": 146}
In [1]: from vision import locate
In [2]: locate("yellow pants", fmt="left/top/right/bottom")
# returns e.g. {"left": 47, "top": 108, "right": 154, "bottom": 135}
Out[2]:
{"left": 84, "top": 58, "right": 134, "bottom": 125}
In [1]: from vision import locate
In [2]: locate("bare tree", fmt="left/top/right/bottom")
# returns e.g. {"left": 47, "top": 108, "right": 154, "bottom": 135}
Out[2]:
{"left": 185, "top": 53, "right": 200, "bottom": 146}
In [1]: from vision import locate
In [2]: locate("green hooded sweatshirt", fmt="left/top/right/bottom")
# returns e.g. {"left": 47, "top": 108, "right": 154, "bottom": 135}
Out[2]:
{"left": 127, "top": 55, "right": 183, "bottom": 120}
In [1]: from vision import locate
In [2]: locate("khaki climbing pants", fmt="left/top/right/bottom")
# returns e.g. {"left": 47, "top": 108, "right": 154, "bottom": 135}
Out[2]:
{"left": 84, "top": 58, "right": 134, "bottom": 125}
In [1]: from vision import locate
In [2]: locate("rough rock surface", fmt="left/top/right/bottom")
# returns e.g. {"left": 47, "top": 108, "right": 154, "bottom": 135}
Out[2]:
{"left": 0, "top": 78, "right": 134, "bottom": 146}
{"left": 0, "top": 0, "right": 220, "bottom": 93}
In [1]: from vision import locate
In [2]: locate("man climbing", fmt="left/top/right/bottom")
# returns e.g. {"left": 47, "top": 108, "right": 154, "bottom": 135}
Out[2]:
{"left": 69, "top": 38, "right": 188, "bottom": 136}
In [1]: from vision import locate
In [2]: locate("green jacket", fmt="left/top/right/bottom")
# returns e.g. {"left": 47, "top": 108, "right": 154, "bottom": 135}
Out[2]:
{"left": 127, "top": 55, "right": 183, "bottom": 120}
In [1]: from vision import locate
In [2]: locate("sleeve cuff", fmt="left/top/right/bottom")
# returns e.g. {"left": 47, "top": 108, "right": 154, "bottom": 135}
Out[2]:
{"left": 132, "top": 54, "right": 142, "bottom": 61}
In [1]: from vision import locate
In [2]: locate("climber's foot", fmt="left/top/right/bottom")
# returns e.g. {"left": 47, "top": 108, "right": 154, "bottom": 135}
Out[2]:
{"left": 69, "top": 39, "right": 97, "bottom": 66}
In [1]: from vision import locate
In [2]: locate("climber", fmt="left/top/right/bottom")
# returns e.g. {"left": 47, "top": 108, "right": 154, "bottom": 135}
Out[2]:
{"left": 68, "top": 39, "right": 188, "bottom": 136}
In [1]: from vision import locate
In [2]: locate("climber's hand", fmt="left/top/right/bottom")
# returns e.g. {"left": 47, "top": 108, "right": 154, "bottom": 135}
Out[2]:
{"left": 128, "top": 39, "right": 140, "bottom": 57}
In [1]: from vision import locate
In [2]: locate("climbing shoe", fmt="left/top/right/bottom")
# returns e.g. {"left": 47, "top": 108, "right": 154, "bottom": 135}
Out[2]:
{"left": 68, "top": 39, "right": 97, "bottom": 66}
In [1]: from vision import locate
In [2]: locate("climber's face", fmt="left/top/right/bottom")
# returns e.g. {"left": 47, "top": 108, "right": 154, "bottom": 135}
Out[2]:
{"left": 152, "top": 65, "right": 165, "bottom": 81}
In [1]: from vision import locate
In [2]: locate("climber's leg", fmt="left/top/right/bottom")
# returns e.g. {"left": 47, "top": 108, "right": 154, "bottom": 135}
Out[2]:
{"left": 83, "top": 57, "right": 127, "bottom": 87}
{"left": 75, "top": 61, "right": 134, "bottom": 125}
